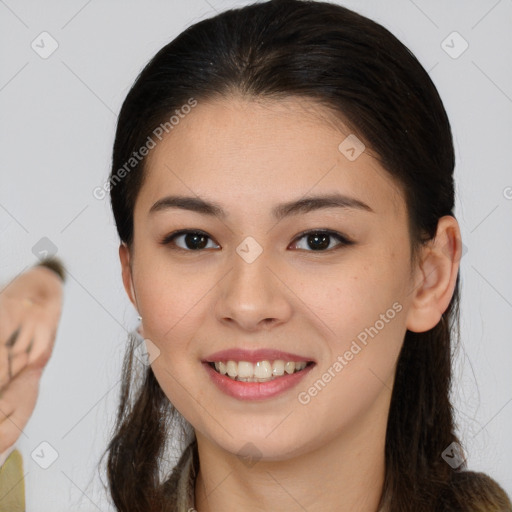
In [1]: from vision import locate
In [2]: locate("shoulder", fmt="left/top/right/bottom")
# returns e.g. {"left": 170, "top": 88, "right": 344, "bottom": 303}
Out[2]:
{"left": 441, "top": 470, "right": 512, "bottom": 512}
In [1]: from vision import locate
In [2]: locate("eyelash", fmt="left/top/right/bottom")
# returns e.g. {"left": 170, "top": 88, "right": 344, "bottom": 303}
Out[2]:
{"left": 160, "top": 229, "right": 354, "bottom": 253}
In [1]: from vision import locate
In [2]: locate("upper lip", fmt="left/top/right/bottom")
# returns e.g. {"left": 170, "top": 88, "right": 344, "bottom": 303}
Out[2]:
{"left": 203, "top": 348, "right": 316, "bottom": 364}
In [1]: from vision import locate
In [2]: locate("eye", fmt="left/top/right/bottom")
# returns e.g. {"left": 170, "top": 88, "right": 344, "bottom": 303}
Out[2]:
{"left": 161, "top": 229, "right": 354, "bottom": 253}
{"left": 161, "top": 230, "right": 220, "bottom": 251}
{"left": 290, "top": 230, "right": 354, "bottom": 252}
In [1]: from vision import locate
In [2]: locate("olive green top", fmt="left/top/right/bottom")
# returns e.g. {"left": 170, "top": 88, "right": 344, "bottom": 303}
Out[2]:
{"left": 0, "top": 449, "right": 25, "bottom": 512}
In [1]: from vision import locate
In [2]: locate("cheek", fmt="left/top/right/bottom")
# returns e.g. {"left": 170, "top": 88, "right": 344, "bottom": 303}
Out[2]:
{"left": 294, "top": 275, "right": 407, "bottom": 438}
{"left": 294, "top": 255, "right": 408, "bottom": 340}
{"left": 135, "top": 263, "right": 212, "bottom": 425}
{"left": 292, "top": 250, "right": 409, "bottom": 396}
{"left": 133, "top": 258, "right": 216, "bottom": 356}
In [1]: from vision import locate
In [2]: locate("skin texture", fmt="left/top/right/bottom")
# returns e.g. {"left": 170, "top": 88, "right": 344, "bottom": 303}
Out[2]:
{"left": 0, "top": 265, "right": 63, "bottom": 454}
{"left": 120, "top": 96, "right": 462, "bottom": 512}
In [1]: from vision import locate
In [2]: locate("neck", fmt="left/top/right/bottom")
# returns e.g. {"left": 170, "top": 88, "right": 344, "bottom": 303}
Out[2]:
{"left": 194, "top": 392, "right": 390, "bottom": 512}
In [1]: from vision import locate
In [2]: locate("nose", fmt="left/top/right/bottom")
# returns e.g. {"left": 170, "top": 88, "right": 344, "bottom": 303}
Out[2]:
{"left": 214, "top": 248, "right": 293, "bottom": 332}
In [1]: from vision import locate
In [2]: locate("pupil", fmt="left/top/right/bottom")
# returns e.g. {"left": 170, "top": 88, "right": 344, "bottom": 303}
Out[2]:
{"left": 186, "top": 233, "right": 208, "bottom": 250}
{"left": 308, "top": 233, "right": 329, "bottom": 250}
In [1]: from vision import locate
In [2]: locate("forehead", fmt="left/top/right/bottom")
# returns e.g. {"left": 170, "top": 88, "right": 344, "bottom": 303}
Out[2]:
{"left": 137, "top": 95, "right": 405, "bottom": 220}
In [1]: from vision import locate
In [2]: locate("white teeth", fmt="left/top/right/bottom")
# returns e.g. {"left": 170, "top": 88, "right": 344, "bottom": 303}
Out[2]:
{"left": 238, "top": 361, "right": 254, "bottom": 378}
{"left": 226, "top": 360, "right": 237, "bottom": 377}
{"left": 211, "top": 359, "right": 310, "bottom": 381}
{"left": 214, "top": 361, "right": 228, "bottom": 375}
{"left": 254, "top": 361, "right": 272, "bottom": 379}
{"left": 272, "top": 360, "right": 285, "bottom": 376}
{"left": 284, "top": 361, "right": 295, "bottom": 374}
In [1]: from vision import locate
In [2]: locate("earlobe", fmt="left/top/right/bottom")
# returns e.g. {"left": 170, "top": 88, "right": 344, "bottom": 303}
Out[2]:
{"left": 405, "top": 216, "right": 462, "bottom": 333}
{"left": 119, "top": 243, "right": 137, "bottom": 308}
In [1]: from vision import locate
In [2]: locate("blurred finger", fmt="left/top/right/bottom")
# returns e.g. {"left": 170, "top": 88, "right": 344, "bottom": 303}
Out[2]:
{"left": 0, "top": 327, "right": 25, "bottom": 390}
{"left": 0, "top": 295, "right": 25, "bottom": 345}
{"left": 0, "top": 393, "right": 15, "bottom": 423}
{"left": 9, "top": 319, "right": 36, "bottom": 356}
{"left": 4, "top": 326, "right": 20, "bottom": 349}
{"left": 4, "top": 323, "right": 34, "bottom": 382}
{"left": 0, "top": 366, "right": 43, "bottom": 453}
{"left": 26, "top": 323, "right": 57, "bottom": 370}
{"left": 0, "top": 344, "right": 8, "bottom": 390}
{"left": 9, "top": 351, "right": 30, "bottom": 382}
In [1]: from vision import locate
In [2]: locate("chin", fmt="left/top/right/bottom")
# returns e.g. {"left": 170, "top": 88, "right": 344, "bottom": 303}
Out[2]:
{"left": 209, "top": 428, "right": 313, "bottom": 462}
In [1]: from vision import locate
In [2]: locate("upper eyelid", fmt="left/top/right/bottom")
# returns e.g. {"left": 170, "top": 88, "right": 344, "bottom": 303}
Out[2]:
{"left": 293, "top": 228, "right": 350, "bottom": 240}
{"left": 162, "top": 229, "right": 217, "bottom": 245}
{"left": 291, "top": 229, "right": 354, "bottom": 248}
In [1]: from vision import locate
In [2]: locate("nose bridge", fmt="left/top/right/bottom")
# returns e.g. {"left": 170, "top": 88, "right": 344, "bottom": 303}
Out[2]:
{"left": 233, "top": 245, "right": 270, "bottom": 295}
{"left": 215, "top": 240, "right": 291, "bottom": 329}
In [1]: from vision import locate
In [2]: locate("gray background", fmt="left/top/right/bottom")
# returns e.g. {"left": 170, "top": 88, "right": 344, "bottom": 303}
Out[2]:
{"left": 0, "top": 0, "right": 511, "bottom": 510}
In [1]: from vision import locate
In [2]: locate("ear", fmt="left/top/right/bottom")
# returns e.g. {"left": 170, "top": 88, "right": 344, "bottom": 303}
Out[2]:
{"left": 406, "top": 215, "right": 462, "bottom": 333}
{"left": 119, "top": 243, "right": 137, "bottom": 310}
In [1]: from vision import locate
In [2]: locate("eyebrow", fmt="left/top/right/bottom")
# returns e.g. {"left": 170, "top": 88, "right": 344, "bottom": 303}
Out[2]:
{"left": 149, "top": 193, "right": 374, "bottom": 220}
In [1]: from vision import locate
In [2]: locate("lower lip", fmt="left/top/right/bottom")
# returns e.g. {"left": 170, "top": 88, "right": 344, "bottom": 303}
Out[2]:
{"left": 203, "top": 362, "right": 315, "bottom": 401}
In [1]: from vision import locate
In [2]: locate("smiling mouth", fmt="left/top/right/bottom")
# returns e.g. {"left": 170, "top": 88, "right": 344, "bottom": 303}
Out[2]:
{"left": 208, "top": 360, "right": 315, "bottom": 382}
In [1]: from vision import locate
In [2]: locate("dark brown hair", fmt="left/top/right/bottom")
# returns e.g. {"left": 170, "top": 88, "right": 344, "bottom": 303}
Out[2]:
{"left": 104, "top": 1, "right": 512, "bottom": 510}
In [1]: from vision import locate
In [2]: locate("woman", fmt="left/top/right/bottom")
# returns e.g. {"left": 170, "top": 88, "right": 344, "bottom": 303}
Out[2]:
{"left": 104, "top": 0, "right": 512, "bottom": 510}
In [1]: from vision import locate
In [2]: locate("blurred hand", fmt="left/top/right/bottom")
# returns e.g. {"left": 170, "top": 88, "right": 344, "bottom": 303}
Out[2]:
{"left": 0, "top": 263, "right": 64, "bottom": 454}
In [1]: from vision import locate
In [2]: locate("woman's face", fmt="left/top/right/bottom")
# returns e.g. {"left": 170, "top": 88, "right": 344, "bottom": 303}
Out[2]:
{"left": 122, "top": 96, "right": 421, "bottom": 460}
